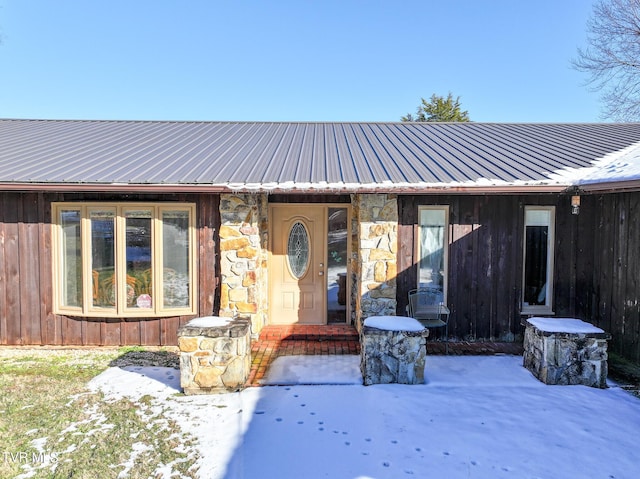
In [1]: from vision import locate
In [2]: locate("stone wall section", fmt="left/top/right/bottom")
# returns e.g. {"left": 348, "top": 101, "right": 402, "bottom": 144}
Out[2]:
{"left": 219, "top": 193, "right": 268, "bottom": 334}
{"left": 352, "top": 193, "right": 398, "bottom": 327}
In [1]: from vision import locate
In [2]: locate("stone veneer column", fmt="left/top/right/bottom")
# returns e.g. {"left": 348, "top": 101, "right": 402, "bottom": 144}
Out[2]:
{"left": 352, "top": 193, "right": 398, "bottom": 328}
{"left": 219, "top": 193, "right": 268, "bottom": 335}
{"left": 523, "top": 318, "right": 609, "bottom": 388}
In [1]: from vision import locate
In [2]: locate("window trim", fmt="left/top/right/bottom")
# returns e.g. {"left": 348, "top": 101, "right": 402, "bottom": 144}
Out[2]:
{"left": 416, "top": 205, "right": 450, "bottom": 304}
{"left": 521, "top": 205, "right": 555, "bottom": 315}
{"left": 52, "top": 202, "right": 197, "bottom": 318}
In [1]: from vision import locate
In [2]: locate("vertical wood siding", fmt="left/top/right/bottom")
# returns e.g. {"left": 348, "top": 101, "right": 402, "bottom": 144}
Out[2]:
{"left": 398, "top": 194, "right": 580, "bottom": 342}
{"left": 2, "top": 190, "right": 639, "bottom": 363}
{"left": 0, "top": 192, "right": 219, "bottom": 346}
{"left": 585, "top": 193, "right": 640, "bottom": 363}
{"left": 398, "top": 192, "right": 640, "bottom": 363}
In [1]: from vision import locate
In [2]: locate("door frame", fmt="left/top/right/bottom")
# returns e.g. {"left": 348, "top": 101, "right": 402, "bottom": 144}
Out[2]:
{"left": 268, "top": 203, "right": 352, "bottom": 326}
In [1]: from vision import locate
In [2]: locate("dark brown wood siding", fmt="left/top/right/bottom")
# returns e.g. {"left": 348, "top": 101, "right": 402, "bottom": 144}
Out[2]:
{"left": 0, "top": 192, "right": 219, "bottom": 346}
{"left": 398, "top": 194, "right": 586, "bottom": 342}
{"left": 582, "top": 192, "right": 640, "bottom": 364}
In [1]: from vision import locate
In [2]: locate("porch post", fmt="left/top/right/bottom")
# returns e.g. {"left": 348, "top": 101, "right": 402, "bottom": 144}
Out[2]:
{"left": 352, "top": 193, "right": 398, "bottom": 329}
{"left": 218, "top": 193, "right": 268, "bottom": 335}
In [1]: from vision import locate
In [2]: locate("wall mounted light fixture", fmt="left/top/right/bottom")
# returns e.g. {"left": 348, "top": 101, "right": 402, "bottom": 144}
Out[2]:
{"left": 571, "top": 195, "right": 580, "bottom": 215}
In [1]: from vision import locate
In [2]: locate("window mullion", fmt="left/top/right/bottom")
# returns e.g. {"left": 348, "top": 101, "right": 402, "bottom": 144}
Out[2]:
{"left": 153, "top": 207, "right": 161, "bottom": 314}
{"left": 115, "top": 207, "right": 126, "bottom": 316}
{"left": 80, "top": 206, "right": 91, "bottom": 315}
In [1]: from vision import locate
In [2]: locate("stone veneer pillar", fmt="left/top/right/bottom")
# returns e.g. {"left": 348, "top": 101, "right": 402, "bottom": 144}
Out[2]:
{"left": 352, "top": 193, "right": 398, "bottom": 328}
{"left": 219, "top": 193, "right": 268, "bottom": 335}
{"left": 523, "top": 317, "right": 609, "bottom": 388}
{"left": 360, "top": 316, "right": 429, "bottom": 385}
{"left": 178, "top": 316, "right": 251, "bottom": 394}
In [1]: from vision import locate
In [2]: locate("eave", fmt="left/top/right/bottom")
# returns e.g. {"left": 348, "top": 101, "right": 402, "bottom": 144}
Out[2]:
{"left": 0, "top": 181, "right": 570, "bottom": 195}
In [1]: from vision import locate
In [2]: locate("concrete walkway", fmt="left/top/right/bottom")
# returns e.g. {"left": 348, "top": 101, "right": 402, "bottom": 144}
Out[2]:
{"left": 247, "top": 324, "right": 524, "bottom": 386}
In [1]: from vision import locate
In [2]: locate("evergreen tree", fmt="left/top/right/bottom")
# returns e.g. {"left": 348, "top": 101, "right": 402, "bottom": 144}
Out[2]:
{"left": 402, "top": 93, "right": 470, "bottom": 122}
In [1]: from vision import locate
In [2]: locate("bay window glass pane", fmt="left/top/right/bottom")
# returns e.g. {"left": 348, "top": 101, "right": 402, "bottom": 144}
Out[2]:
{"left": 90, "top": 210, "right": 116, "bottom": 309}
{"left": 60, "top": 210, "right": 81, "bottom": 307}
{"left": 524, "top": 209, "right": 551, "bottom": 306}
{"left": 162, "top": 210, "right": 190, "bottom": 308}
{"left": 125, "top": 209, "right": 152, "bottom": 308}
{"left": 418, "top": 208, "right": 446, "bottom": 303}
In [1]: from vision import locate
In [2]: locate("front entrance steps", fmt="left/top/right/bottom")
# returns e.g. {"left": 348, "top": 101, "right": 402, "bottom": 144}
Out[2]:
{"left": 248, "top": 324, "right": 360, "bottom": 386}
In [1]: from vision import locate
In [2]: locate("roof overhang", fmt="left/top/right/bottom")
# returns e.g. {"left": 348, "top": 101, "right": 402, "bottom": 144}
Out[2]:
{"left": 578, "top": 179, "right": 640, "bottom": 194}
{"left": 0, "top": 181, "right": 570, "bottom": 195}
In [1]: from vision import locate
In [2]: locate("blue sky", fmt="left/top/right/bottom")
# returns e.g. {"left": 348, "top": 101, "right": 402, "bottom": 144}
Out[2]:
{"left": 0, "top": 0, "right": 601, "bottom": 122}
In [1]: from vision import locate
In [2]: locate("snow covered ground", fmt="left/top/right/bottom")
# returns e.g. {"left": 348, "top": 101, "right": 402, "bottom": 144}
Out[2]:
{"left": 89, "top": 355, "right": 640, "bottom": 479}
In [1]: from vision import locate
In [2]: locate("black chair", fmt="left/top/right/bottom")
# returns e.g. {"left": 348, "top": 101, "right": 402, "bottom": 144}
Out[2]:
{"left": 408, "top": 288, "right": 450, "bottom": 353}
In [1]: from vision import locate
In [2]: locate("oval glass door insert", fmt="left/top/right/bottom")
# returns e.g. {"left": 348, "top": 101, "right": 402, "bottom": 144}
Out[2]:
{"left": 287, "top": 221, "right": 310, "bottom": 279}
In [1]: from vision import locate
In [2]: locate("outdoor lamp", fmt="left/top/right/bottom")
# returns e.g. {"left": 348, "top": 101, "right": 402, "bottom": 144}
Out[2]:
{"left": 571, "top": 195, "right": 580, "bottom": 215}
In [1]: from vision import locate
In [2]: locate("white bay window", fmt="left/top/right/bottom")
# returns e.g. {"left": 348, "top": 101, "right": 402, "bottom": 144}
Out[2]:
{"left": 53, "top": 203, "right": 196, "bottom": 317}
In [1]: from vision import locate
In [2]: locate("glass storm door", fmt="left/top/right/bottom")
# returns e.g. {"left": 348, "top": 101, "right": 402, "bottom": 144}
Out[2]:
{"left": 270, "top": 205, "right": 348, "bottom": 325}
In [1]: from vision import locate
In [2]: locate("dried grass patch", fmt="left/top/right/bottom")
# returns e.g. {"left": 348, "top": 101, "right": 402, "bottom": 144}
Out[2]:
{"left": 0, "top": 348, "right": 196, "bottom": 478}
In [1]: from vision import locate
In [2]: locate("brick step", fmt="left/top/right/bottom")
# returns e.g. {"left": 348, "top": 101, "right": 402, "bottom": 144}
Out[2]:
{"left": 258, "top": 325, "right": 359, "bottom": 342}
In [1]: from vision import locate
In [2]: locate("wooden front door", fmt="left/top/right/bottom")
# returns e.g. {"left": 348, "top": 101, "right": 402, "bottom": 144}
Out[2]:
{"left": 270, "top": 205, "right": 327, "bottom": 324}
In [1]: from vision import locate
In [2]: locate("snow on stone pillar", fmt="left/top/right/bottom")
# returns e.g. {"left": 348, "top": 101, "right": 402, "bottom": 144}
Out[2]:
{"left": 219, "top": 193, "right": 268, "bottom": 335}
{"left": 352, "top": 193, "right": 398, "bottom": 329}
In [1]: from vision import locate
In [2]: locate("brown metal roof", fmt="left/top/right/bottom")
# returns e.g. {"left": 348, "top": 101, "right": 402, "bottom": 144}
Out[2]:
{"left": 1, "top": 119, "right": 640, "bottom": 193}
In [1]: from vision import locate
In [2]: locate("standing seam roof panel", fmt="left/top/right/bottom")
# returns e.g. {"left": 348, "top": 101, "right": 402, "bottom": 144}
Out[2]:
{"left": 367, "top": 124, "right": 414, "bottom": 182}
{"left": 432, "top": 124, "right": 554, "bottom": 182}
{"left": 12, "top": 121, "right": 178, "bottom": 182}
{"left": 340, "top": 124, "right": 376, "bottom": 184}
{"left": 392, "top": 125, "right": 466, "bottom": 182}
{"left": 380, "top": 124, "right": 457, "bottom": 183}
{"left": 3, "top": 120, "right": 640, "bottom": 188}
{"left": 477, "top": 124, "right": 601, "bottom": 168}
{"left": 332, "top": 124, "right": 359, "bottom": 184}
{"left": 203, "top": 123, "right": 278, "bottom": 182}
{"left": 438, "top": 125, "right": 559, "bottom": 181}
{"left": 403, "top": 125, "right": 492, "bottom": 182}
{"left": 191, "top": 123, "right": 265, "bottom": 182}
{"left": 240, "top": 123, "right": 293, "bottom": 184}
{"left": 351, "top": 124, "right": 397, "bottom": 182}
{"left": 136, "top": 123, "right": 231, "bottom": 183}
{"left": 78, "top": 122, "right": 214, "bottom": 182}
{"left": 249, "top": 123, "right": 295, "bottom": 184}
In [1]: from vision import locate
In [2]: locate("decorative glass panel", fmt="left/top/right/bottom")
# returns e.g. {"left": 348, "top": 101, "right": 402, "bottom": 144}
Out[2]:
{"left": 60, "top": 210, "right": 81, "bottom": 307}
{"left": 162, "top": 210, "right": 190, "bottom": 308}
{"left": 288, "top": 221, "right": 310, "bottom": 279}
